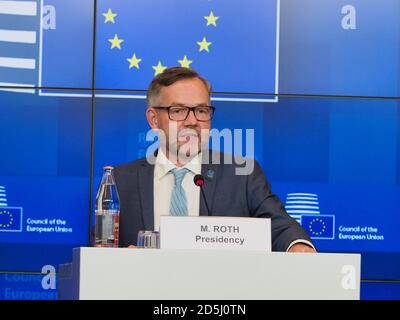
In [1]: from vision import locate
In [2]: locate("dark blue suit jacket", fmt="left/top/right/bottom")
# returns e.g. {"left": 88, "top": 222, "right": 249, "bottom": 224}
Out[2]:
{"left": 114, "top": 152, "right": 312, "bottom": 251}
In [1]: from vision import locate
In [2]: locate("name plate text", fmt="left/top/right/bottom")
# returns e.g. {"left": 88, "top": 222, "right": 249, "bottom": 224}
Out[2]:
{"left": 160, "top": 216, "right": 271, "bottom": 251}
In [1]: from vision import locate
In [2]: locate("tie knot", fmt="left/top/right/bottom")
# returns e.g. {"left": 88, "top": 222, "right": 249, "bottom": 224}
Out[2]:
{"left": 171, "top": 168, "right": 189, "bottom": 186}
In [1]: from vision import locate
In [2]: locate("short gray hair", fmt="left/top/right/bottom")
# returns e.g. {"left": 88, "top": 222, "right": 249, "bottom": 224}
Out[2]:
{"left": 146, "top": 67, "right": 211, "bottom": 106}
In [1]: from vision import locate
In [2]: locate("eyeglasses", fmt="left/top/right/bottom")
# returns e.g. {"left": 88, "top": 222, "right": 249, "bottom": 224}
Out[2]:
{"left": 153, "top": 105, "right": 216, "bottom": 121}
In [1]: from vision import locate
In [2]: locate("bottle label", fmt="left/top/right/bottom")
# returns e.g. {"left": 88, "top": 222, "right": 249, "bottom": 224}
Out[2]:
{"left": 114, "top": 214, "right": 119, "bottom": 247}
{"left": 94, "top": 210, "right": 120, "bottom": 248}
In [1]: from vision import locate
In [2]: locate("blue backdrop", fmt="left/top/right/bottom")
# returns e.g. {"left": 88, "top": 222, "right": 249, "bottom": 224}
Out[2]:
{"left": 0, "top": 0, "right": 399, "bottom": 299}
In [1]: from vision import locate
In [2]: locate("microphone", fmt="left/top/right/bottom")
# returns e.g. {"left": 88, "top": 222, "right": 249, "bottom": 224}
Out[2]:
{"left": 193, "top": 174, "right": 211, "bottom": 216}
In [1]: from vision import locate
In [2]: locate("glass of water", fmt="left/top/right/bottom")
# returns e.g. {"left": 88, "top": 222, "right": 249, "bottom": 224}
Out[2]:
{"left": 137, "top": 230, "right": 160, "bottom": 248}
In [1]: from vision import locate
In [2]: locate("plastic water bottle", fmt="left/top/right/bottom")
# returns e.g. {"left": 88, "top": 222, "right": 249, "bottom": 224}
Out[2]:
{"left": 95, "top": 166, "right": 120, "bottom": 247}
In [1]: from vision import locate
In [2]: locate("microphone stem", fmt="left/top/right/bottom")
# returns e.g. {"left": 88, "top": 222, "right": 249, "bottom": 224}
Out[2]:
{"left": 200, "top": 186, "right": 211, "bottom": 216}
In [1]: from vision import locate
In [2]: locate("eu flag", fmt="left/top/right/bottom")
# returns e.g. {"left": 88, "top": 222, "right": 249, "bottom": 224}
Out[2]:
{"left": 96, "top": 0, "right": 279, "bottom": 95}
{"left": 0, "top": 207, "right": 23, "bottom": 232}
{"left": 301, "top": 214, "right": 335, "bottom": 240}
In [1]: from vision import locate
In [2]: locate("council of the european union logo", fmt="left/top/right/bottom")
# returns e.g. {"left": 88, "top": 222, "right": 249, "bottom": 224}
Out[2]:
{"left": 0, "top": 207, "right": 23, "bottom": 232}
{"left": 285, "top": 193, "right": 335, "bottom": 240}
{"left": 0, "top": 0, "right": 40, "bottom": 94}
{"left": 301, "top": 215, "right": 335, "bottom": 240}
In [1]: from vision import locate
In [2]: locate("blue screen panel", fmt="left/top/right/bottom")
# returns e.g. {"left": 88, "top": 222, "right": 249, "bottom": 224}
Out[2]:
{"left": 95, "top": 0, "right": 278, "bottom": 96}
{"left": 361, "top": 281, "right": 400, "bottom": 300}
{"left": 40, "top": 0, "right": 94, "bottom": 89}
{"left": 0, "top": 90, "right": 91, "bottom": 271}
{"left": 279, "top": 0, "right": 400, "bottom": 97}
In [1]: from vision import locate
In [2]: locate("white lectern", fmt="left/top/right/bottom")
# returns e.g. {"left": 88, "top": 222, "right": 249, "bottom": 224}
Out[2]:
{"left": 58, "top": 247, "right": 360, "bottom": 300}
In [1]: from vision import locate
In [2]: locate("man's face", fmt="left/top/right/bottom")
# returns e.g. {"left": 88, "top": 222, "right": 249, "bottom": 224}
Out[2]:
{"left": 147, "top": 77, "right": 211, "bottom": 161}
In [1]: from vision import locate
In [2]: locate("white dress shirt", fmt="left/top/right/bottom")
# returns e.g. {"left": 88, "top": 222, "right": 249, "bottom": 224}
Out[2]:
{"left": 153, "top": 150, "right": 201, "bottom": 231}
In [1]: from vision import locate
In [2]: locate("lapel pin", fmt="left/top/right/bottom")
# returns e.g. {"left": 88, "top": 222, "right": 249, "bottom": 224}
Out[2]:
{"left": 206, "top": 169, "right": 215, "bottom": 179}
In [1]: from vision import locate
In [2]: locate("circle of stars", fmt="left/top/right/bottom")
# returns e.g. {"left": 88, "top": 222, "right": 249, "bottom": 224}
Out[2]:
{"left": 102, "top": 6, "right": 220, "bottom": 76}
{"left": 0, "top": 210, "right": 14, "bottom": 229}
{"left": 308, "top": 218, "right": 327, "bottom": 236}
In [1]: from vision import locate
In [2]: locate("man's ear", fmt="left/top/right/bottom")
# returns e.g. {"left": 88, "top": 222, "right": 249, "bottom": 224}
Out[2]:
{"left": 146, "top": 107, "right": 159, "bottom": 129}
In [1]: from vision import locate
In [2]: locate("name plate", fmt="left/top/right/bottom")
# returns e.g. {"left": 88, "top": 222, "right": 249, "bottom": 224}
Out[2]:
{"left": 159, "top": 216, "right": 271, "bottom": 251}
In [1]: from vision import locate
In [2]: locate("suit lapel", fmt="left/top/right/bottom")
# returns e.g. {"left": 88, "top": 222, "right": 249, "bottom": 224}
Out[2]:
{"left": 200, "top": 152, "right": 219, "bottom": 216}
{"left": 138, "top": 161, "right": 155, "bottom": 230}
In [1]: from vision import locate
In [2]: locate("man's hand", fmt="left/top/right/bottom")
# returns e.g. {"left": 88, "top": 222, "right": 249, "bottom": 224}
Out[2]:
{"left": 288, "top": 243, "right": 317, "bottom": 253}
{"left": 128, "top": 245, "right": 137, "bottom": 248}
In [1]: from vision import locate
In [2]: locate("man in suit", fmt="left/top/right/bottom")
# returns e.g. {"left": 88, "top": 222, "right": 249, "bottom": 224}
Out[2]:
{"left": 115, "top": 67, "right": 315, "bottom": 252}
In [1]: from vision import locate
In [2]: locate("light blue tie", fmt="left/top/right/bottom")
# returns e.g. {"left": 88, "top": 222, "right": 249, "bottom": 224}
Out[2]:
{"left": 170, "top": 168, "right": 190, "bottom": 216}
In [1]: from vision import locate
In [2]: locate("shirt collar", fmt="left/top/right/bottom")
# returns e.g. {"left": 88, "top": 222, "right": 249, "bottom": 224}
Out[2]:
{"left": 155, "top": 149, "right": 202, "bottom": 180}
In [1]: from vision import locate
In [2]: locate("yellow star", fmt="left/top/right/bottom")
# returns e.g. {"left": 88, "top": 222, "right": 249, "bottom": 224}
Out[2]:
{"left": 152, "top": 61, "right": 167, "bottom": 76}
{"left": 108, "top": 34, "right": 123, "bottom": 49}
{"left": 178, "top": 55, "right": 193, "bottom": 68}
{"left": 127, "top": 54, "right": 142, "bottom": 69}
{"left": 103, "top": 8, "right": 117, "bottom": 24}
{"left": 197, "top": 37, "right": 212, "bottom": 52}
{"left": 204, "top": 11, "right": 219, "bottom": 27}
